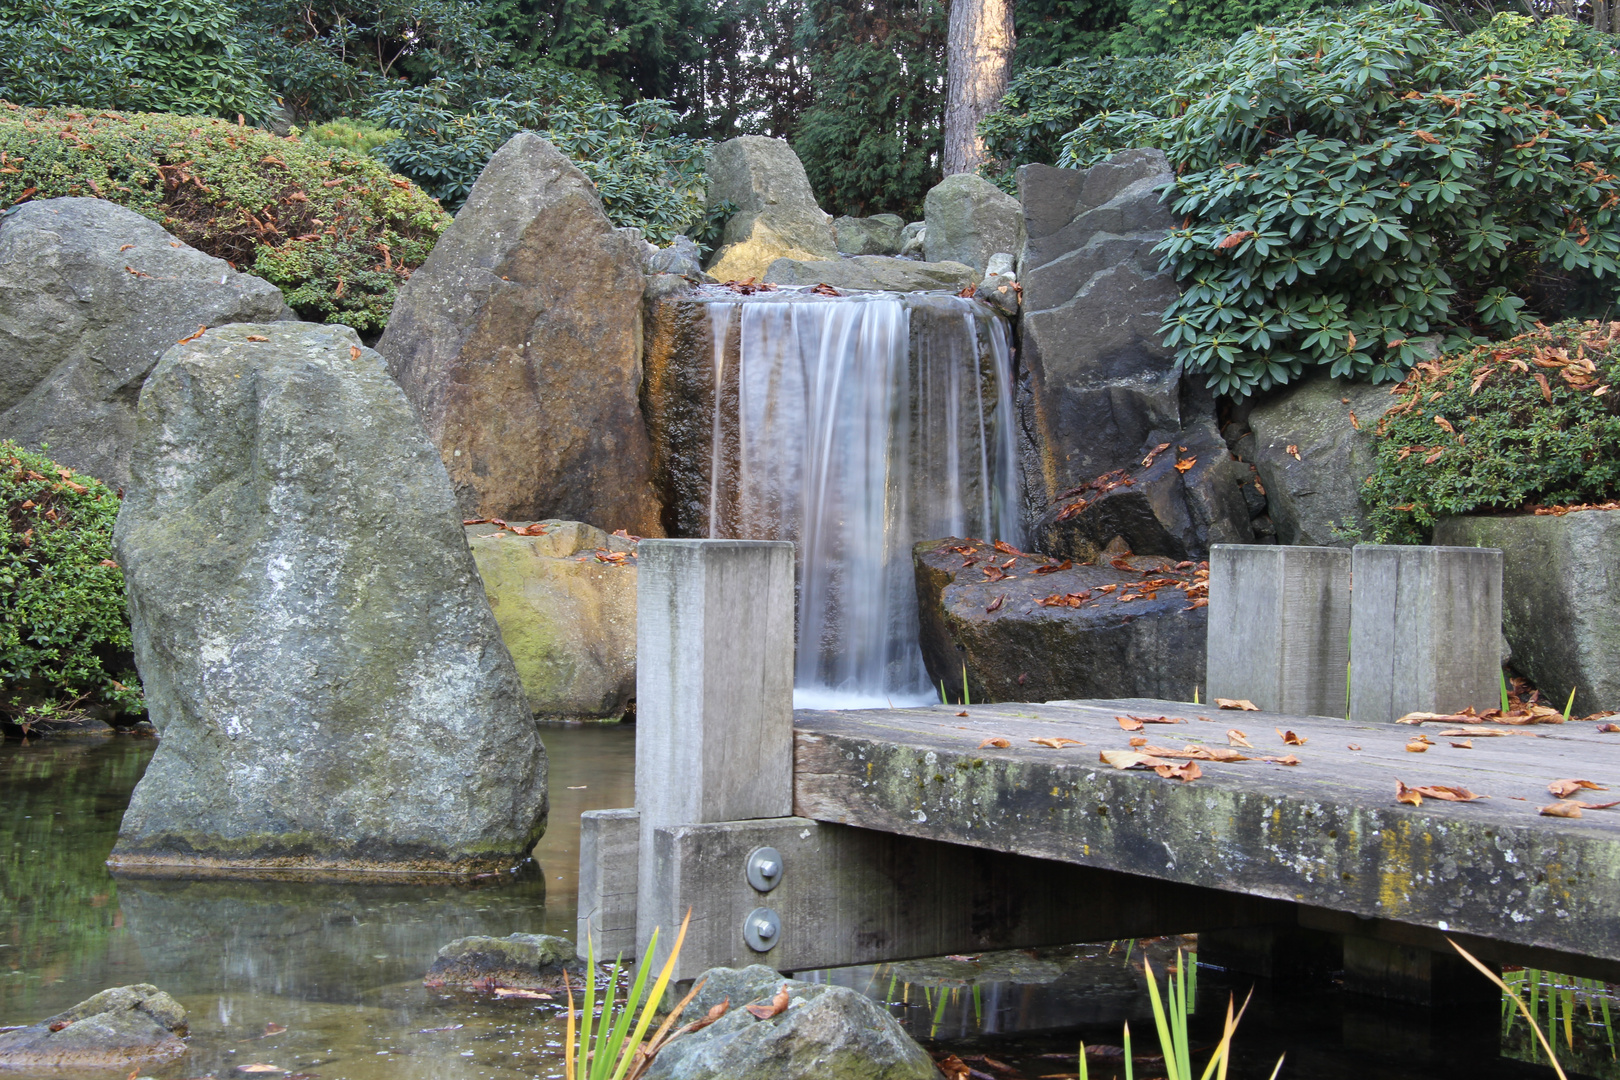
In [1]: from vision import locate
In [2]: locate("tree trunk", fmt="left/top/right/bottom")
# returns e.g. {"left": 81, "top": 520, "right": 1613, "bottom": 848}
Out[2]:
{"left": 942, "top": 0, "right": 1015, "bottom": 177}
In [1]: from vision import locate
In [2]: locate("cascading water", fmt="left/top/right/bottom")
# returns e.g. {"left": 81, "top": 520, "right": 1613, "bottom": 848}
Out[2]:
{"left": 688, "top": 288, "right": 1024, "bottom": 708}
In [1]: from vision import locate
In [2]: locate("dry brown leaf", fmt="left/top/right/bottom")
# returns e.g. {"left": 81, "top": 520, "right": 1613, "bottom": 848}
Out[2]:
{"left": 1129, "top": 737, "right": 1147, "bottom": 747}
{"left": 1396, "top": 780, "right": 1424, "bottom": 806}
{"left": 1154, "top": 761, "right": 1202, "bottom": 782}
{"left": 937, "top": 1055, "right": 972, "bottom": 1080}
{"left": 176, "top": 325, "right": 207, "bottom": 345}
{"left": 1540, "top": 800, "right": 1585, "bottom": 818}
{"left": 246, "top": 334, "right": 269, "bottom": 342}
{"left": 1405, "top": 740, "right": 1429, "bottom": 753}
{"left": 1116, "top": 716, "right": 1145, "bottom": 731}
{"left": 1409, "top": 783, "right": 1486, "bottom": 802}
{"left": 1227, "top": 729, "right": 1254, "bottom": 748}
{"left": 1451, "top": 740, "right": 1473, "bottom": 749}
{"left": 1141, "top": 743, "right": 1249, "bottom": 763}
{"left": 493, "top": 987, "right": 549, "bottom": 999}
{"left": 1285, "top": 444, "right": 1301, "bottom": 460}
{"left": 978, "top": 737, "right": 1010, "bottom": 748}
{"left": 1099, "top": 749, "right": 1170, "bottom": 770}
{"left": 744, "top": 987, "right": 791, "bottom": 1020}
{"left": 1347, "top": 743, "right": 1362, "bottom": 751}
{"left": 1174, "top": 457, "right": 1196, "bottom": 473}
{"left": 1217, "top": 698, "right": 1260, "bottom": 711}
{"left": 1260, "top": 754, "right": 1301, "bottom": 766}
{"left": 986, "top": 594, "right": 1005, "bottom": 614}
{"left": 1548, "top": 778, "right": 1608, "bottom": 798}
{"left": 1029, "top": 737, "right": 1085, "bottom": 748}
{"left": 956, "top": 711, "right": 968, "bottom": 718}
{"left": 1437, "top": 725, "right": 1515, "bottom": 737}
{"left": 1277, "top": 728, "right": 1307, "bottom": 746}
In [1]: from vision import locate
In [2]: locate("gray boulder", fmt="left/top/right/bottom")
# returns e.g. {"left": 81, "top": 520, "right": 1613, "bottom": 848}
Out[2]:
{"left": 1033, "top": 421, "right": 1252, "bottom": 563}
{"left": 900, "top": 222, "right": 926, "bottom": 258}
{"left": 0, "top": 197, "right": 289, "bottom": 490}
{"left": 1435, "top": 510, "right": 1620, "bottom": 716}
{"left": 109, "top": 321, "right": 546, "bottom": 874}
{"left": 1248, "top": 373, "right": 1398, "bottom": 545}
{"left": 923, "top": 174, "right": 1024, "bottom": 273}
{"left": 0, "top": 984, "right": 187, "bottom": 1069}
{"left": 1015, "top": 153, "right": 1183, "bottom": 514}
{"left": 915, "top": 538, "right": 1208, "bottom": 704}
{"left": 705, "top": 136, "right": 838, "bottom": 282}
{"left": 763, "top": 256, "right": 976, "bottom": 293}
{"left": 424, "top": 932, "right": 579, "bottom": 990}
{"left": 378, "top": 132, "right": 662, "bottom": 536}
{"left": 834, "top": 214, "right": 906, "bottom": 255}
{"left": 649, "top": 235, "right": 710, "bottom": 279}
{"left": 648, "top": 967, "right": 940, "bottom": 1080}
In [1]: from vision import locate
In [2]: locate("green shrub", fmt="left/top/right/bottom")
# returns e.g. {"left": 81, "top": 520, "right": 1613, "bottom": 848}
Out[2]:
{"left": 0, "top": 442, "right": 141, "bottom": 729}
{"left": 366, "top": 71, "right": 712, "bottom": 240}
{"left": 299, "top": 117, "right": 399, "bottom": 156}
{"left": 1364, "top": 320, "right": 1620, "bottom": 543}
{"left": 0, "top": 0, "right": 274, "bottom": 121}
{"left": 0, "top": 105, "right": 450, "bottom": 331}
{"left": 1056, "top": 2, "right": 1620, "bottom": 396}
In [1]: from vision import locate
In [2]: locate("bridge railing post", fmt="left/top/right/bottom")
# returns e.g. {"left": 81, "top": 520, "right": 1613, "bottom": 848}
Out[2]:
{"left": 1348, "top": 544, "right": 1502, "bottom": 723}
{"left": 1206, "top": 544, "right": 1352, "bottom": 717}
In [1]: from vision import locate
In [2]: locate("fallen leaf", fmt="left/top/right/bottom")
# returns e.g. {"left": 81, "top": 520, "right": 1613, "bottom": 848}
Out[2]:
{"left": 1140, "top": 743, "right": 1249, "bottom": 763}
{"left": 1347, "top": 743, "right": 1362, "bottom": 751}
{"left": 937, "top": 1054, "right": 972, "bottom": 1080}
{"left": 1099, "top": 749, "right": 1163, "bottom": 769}
{"left": 1260, "top": 754, "right": 1301, "bottom": 765}
{"left": 1174, "top": 457, "right": 1196, "bottom": 473}
{"left": 1277, "top": 728, "right": 1307, "bottom": 746}
{"left": 1349, "top": 410, "right": 1360, "bottom": 429}
{"left": 744, "top": 987, "right": 790, "bottom": 1020}
{"left": 1541, "top": 800, "right": 1585, "bottom": 818}
{"left": 1436, "top": 725, "right": 1516, "bottom": 737}
{"left": 1217, "top": 698, "right": 1260, "bottom": 711}
{"left": 1600, "top": 723, "right": 1620, "bottom": 733}
{"left": 1154, "top": 760, "right": 1202, "bottom": 782}
{"left": 1401, "top": 781, "right": 1486, "bottom": 802}
{"left": 350, "top": 345, "right": 361, "bottom": 361}
{"left": 1549, "top": 778, "right": 1608, "bottom": 798}
{"left": 493, "top": 987, "right": 549, "bottom": 999}
{"left": 1227, "top": 729, "right": 1254, "bottom": 748}
{"left": 986, "top": 594, "right": 1005, "bottom": 613}
{"left": 176, "top": 325, "right": 206, "bottom": 344}
{"left": 1286, "top": 444, "right": 1301, "bottom": 460}
{"left": 1129, "top": 737, "right": 1147, "bottom": 747}
{"left": 1130, "top": 714, "right": 1186, "bottom": 724}
{"left": 978, "top": 736, "right": 1010, "bottom": 748}
{"left": 1536, "top": 372, "right": 1553, "bottom": 401}
{"left": 956, "top": 711, "right": 968, "bottom": 717}
{"left": 1215, "top": 229, "right": 1254, "bottom": 251}
{"left": 1405, "top": 740, "right": 1428, "bottom": 753}
{"left": 246, "top": 334, "right": 268, "bottom": 342}
{"left": 1451, "top": 740, "right": 1473, "bottom": 749}
{"left": 1116, "top": 716, "right": 1145, "bottom": 731}
{"left": 1033, "top": 559, "right": 1073, "bottom": 575}
{"left": 1029, "top": 737, "right": 1085, "bottom": 748}
{"left": 992, "top": 540, "right": 1022, "bottom": 557}
{"left": 1141, "top": 441, "right": 1173, "bottom": 467}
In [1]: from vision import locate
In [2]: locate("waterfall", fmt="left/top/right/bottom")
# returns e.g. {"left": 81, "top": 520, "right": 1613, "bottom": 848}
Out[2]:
{"left": 695, "top": 289, "right": 1023, "bottom": 708}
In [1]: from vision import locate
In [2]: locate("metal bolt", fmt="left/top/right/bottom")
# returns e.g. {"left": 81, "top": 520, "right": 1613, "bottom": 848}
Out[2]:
{"left": 743, "top": 906, "right": 780, "bottom": 952}
{"left": 746, "top": 846, "right": 784, "bottom": 892}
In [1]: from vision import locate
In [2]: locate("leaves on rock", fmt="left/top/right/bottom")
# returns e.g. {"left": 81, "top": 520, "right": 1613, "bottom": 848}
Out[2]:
{"left": 1217, "top": 698, "right": 1259, "bottom": 711}
{"left": 744, "top": 987, "right": 790, "bottom": 1020}
{"left": 978, "top": 736, "right": 1010, "bottom": 748}
{"left": 1029, "top": 736, "right": 1084, "bottom": 748}
{"left": 1395, "top": 780, "right": 1486, "bottom": 806}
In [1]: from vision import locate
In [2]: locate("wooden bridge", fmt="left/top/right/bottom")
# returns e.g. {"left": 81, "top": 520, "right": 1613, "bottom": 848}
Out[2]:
{"left": 577, "top": 540, "right": 1620, "bottom": 1005}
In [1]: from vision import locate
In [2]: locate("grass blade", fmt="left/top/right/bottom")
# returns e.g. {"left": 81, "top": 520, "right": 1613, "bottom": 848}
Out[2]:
{"left": 611, "top": 910, "right": 692, "bottom": 1080}
{"left": 1450, "top": 938, "right": 1567, "bottom": 1080}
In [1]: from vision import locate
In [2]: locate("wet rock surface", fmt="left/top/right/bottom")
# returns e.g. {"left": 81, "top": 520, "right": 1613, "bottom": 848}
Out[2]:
{"left": 378, "top": 133, "right": 661, "bottom": 535}
{"left": 914, "top": 537, "right": 1208, "bottom": 703}
{"left": 1247, "top": 373, "right": 1398, "bottom": 545}
{"left": 648, "top": 235, "right": 710, "bottom": 279}
{"left": 0, "top": 197, "right": 289, "bottom": 490}
{"left": 762, "top": 256, "right": 976, "bottom": 293}
{"left": 110, "top": 321, "right": 546, "bottom": 873}
{"left": 649, "top": 966, "right": 941, "bottom": 1080}
{"left": 704, "top": 136, "right": 838, "bottom": 282}
{"left": 466, "top": 521, "right": 637, "bottom": 721}
{"left": 424, "top": 932, "right": 580, "bottom": 991}
{"left": 923, "top": 174, "right": 1023, "bottom": 274}
{"left": 0, "top": 984, "right": 188, "bottom": 1069}
{"left": 1015, "top": 153, "right": 1184, "bottom": 511}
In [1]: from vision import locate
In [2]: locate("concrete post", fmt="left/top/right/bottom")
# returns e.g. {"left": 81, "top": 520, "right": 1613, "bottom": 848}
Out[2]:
{"left": 1349, "top": 545, "right": 1503, "bottom": 723}
{"left": 1206, "top": 544, "right": 1352, "bottom": 717}
{"left": 633, "top": 539, "right": 796, "bottom": 969}
{"left": 577, "top": 808, "right": 639, "bottom": 960}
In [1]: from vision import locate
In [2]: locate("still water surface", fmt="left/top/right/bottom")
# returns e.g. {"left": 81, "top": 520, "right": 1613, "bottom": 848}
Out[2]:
{"left": 1, "top": 728, "right": 1609, "bottom": 1080}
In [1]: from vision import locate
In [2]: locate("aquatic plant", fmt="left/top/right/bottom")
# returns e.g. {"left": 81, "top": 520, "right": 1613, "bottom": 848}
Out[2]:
{"left": 1452, "top": 939, "right": 1568, "bottom": 1080}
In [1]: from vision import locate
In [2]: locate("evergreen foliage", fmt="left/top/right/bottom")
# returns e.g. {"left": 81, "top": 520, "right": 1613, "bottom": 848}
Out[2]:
{"left": 791, "top": 0, "right": 946, "bottom": 218}
{"left": 1056, "top": 3, "right": 1620, "bottom": 395}
{"left": 0, "top": 442, "right": 140, "bottom": 729}
{"left": 0, "top": 105, "right": 448, "bottom": 330}
{"left": 1013, "top": 0, "right": 1131, "bottom": 71}
{"left": 1365, "top": 320, "right": 1620, "bottom": 543}
{"left": 1107, "top": 0, "right": 1337, "bottom": 56}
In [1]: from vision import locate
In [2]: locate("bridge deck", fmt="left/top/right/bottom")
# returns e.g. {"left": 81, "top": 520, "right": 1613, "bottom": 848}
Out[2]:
{"left": 792, "top": 699, "right": 1620, "bottom": 968}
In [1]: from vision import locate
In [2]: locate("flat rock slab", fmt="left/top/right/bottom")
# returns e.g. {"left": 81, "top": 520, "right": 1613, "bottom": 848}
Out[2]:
{"left": 424, "top": 932, "right": 579, "bottom": 991}
{"left": 0, "top": 984, "right": 187, "bottom": 1069}
{"left": 793, "top": 700, "right": 1620, "bottom": 965}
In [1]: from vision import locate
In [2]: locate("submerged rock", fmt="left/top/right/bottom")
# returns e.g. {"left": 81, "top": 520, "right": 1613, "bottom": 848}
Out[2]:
{"left": 378, "top": 132, "right": 662, "bottom": 535}
{"left": 467, "top": 521, "right": 637, "bottom": 721}
{"left": 914, "top": 537, "right": 1207, "bottom": 703}
{"left": 110, "top": 322, "right": 546, "bottom": 874}
{"left": 704, "top": 136, "right": 838, "bottom": 282}
{"left": 0, "top": 197, "right": 289, "bottom": 490}
{"left": 647, "top": 966, "right": 940, "bottom": 1080}
{"left": 0, "top": 984, "right": 187, "bottom": 1069}
{"left": 763, "top": 256, "right": 976, "bottom": 293}
{"left": 424, "top": 932, "right": 579, "bottom": 990}
{"left": 834, "top": 214, "right": 907, "bottom": 256}
{"left": 923, "top": 174, "right": 1024, "bottom": 273}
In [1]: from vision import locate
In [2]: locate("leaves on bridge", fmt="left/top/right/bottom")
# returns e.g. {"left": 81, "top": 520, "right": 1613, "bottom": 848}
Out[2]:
{"left": 1277, "top": 728, "right": 1307, "bottom": 746}
{"left": 1396, "top": 780, "right": 1486, "bottom": 806}
{"left": 1548, "top": 778, "right": 1608, "bottom": 798}
{"left": 1030, "top": 737, "right": 1084, "bottom": 748}
{"left": 977, "top": 736, "right": 1010, "bottom": 748}
{"left": 1226, "top": 729, "right": 1253, "bottom": 748}
{"left": 1217, "top": 698, "right": 1259, "bottom": 711}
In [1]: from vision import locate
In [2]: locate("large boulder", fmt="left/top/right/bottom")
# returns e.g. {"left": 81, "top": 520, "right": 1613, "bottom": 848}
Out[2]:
{"left": 1015, "top": 153, "right": 1184, "bottom": 513}
{"left": 1247, "top": 373, "right": 1399, "bottom": 545}
{"left": 0, "top": 984, "right": 187, "bottom": 1069}
{"left": 109, "top": 321, "right": 546, "bottom": 873}
{"left": 704, "top": 136, "right": 838, "bottom": 282}
{"left": 1435, "top": 510, "right": 1620, "bottom": 716}
{"left": 915, "top": 538, "right": 1207, "bottom": 703}
{"left": 763, "top": 256, "right": 977, "bottom": 293}
{"left": 424, "top": 932, "right": 579, "bottom": 990}
{"left": 467, "top": 521, "right": 637, "bottom": 721}
{"left": 378, "top": 133, "right": 662, "bottom": 535}
{"left": 834, "top": 214, "right": 906, "bottom": 255}
{"left": 923, "top": 174, "right": 1023, "bottom": 273}
{"left": 647, "top": 966, "right": 941, "bottom": 1080}
{"left": 0, "top": 197, "right": 289, "bottom": 490}
{"left": 1032, "top": 420, "right": 1252, "bottom": 563}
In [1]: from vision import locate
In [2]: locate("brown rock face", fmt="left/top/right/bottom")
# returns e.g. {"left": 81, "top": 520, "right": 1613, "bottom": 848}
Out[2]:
{"left": 378, "top": 133, "right": 662, "bottom": 535}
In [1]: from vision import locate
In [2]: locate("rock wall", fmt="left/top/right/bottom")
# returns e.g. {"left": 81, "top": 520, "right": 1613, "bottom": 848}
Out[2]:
{"left": 0, "top": 198, "right": 289, "bottom": 490}
{"left": 111, "top": 321, "right": 546, "bottom": 874}
{"left": 704, "top": 136, "right": 838, "bottom": 282}
{"left": 378, "top": 133, "right": 662, "bottom": 536}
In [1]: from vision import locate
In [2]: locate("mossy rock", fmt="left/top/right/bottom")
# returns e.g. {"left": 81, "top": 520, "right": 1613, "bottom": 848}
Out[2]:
{"left": 0, "top": 103, "right": 450, "bottom": 331}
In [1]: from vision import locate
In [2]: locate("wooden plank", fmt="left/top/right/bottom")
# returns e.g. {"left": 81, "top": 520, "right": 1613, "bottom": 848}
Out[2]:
{"left": 577, "top": 809, "right": 639, "bottom": 961}
{"left": 792, "top": 697, "right": 1620, "bottom": 965}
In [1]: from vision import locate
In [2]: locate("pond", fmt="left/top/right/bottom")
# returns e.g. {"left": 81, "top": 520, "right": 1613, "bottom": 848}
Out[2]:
{"left": 2, "top": 728, "right": 1612, "bottom": 1080}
